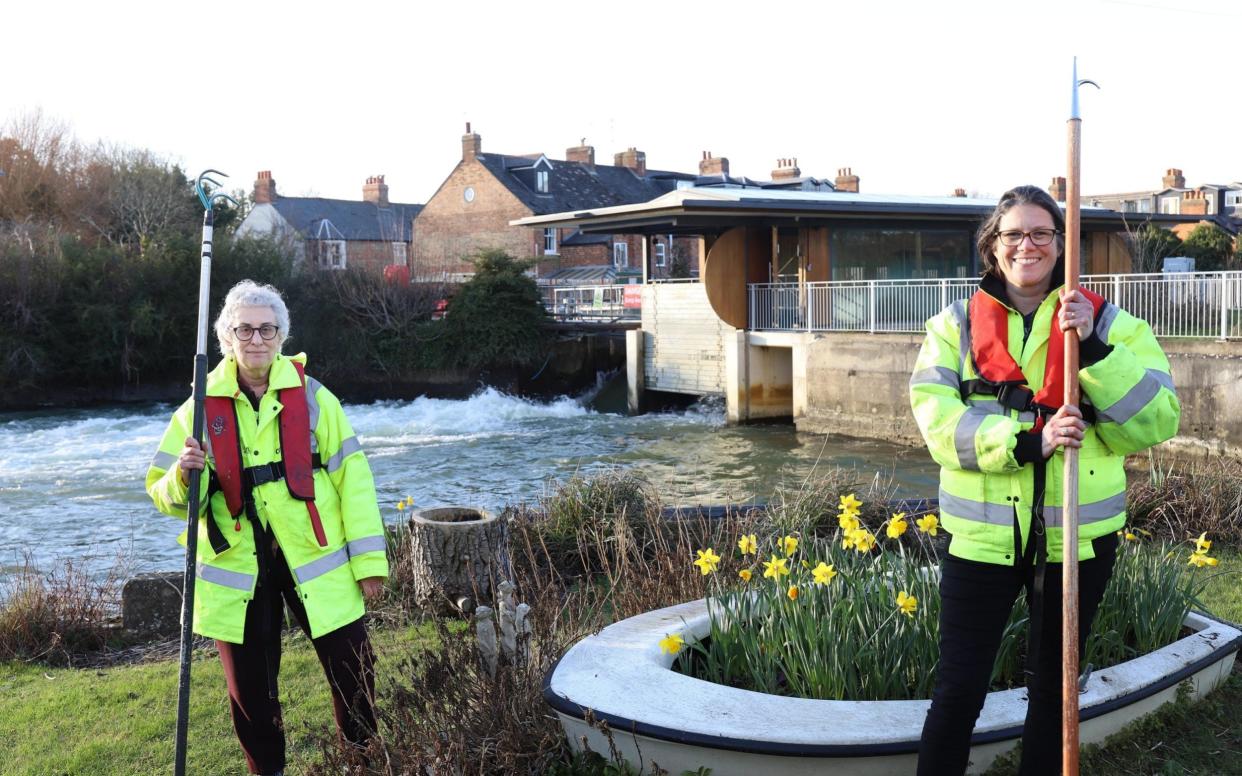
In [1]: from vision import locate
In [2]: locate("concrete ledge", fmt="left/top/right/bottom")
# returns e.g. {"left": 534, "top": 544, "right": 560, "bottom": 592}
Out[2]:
{"left": 546, "top": 598, "right": 1240, "bottom": 775}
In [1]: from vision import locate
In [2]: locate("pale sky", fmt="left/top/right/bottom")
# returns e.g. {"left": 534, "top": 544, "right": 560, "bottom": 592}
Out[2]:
{"left": 4, "top": 0, "right": 1239, "bottom": 205}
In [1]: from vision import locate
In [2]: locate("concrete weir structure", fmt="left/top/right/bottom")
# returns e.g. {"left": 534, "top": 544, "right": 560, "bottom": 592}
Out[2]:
{"left": 516, "top": 186, "right": 1241, "bottom": 459}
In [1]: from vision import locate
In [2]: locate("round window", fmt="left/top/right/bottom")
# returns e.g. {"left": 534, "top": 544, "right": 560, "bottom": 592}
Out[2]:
{"left": 463, "top": 186, "right": 475, "bottom": 203}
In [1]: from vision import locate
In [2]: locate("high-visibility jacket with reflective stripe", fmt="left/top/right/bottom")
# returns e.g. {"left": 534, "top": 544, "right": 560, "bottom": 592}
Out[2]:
{"left": 146, "top": 353, "right": 389, "bottom": 643}
{"left": 909, "top": 285, "right": 1180, "bottom": 565}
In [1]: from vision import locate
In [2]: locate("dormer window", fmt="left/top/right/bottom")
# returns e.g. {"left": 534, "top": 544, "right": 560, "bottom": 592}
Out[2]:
{"left": 536, "top": 170, "right": 549, "bottom": 193}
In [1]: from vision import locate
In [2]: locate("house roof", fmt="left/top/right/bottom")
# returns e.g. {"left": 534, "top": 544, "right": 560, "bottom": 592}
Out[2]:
{"left": 539, "top": 264, "right": 618, "bottom": 284}
{"left": 560, "top": 229, "right": 611, "bottom": 246}
{"left": 474, "top": 153, "right": 695, "bottom": 216}
{"left": 513, "top": 186, "right": 1178, "bottom": 236}
{"left": 270, "top": 197, "right": 423, "bottom": 241}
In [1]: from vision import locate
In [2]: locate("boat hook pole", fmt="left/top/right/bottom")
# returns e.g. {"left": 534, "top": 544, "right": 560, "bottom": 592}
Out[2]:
{"left": 1062, "top": 58, "right": 1098, "bottom": 776}
{"left": 174, "top": 170, "right": 238, "bottom": 776}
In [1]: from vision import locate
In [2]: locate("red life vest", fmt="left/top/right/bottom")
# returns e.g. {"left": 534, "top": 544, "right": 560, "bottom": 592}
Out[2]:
{"left": 967, "top": 287, "right": 1106, "bottom": 431}
{"left": 205, "top": 361, "right": 328, "bottom": 547}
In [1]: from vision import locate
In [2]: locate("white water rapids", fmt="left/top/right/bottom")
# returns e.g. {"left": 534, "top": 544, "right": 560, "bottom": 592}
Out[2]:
{"left": 0, "top": 388, "right": 936, "bottom": 581}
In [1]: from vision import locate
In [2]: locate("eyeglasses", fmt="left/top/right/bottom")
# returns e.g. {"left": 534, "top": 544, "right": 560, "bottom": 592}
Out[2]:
{"left": 232, "top": 324, "right": 280, "bottom": 341}
{"left": 996, "top": 229, "right": 1060, "bottom": 247}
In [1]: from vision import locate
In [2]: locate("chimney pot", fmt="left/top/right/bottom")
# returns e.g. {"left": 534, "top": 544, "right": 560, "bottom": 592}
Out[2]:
{"left": 700, "top": 152, "right": 729, "bottom": 177}
{"left": 613, "top": 147, "right": 646, "bottom": 175}
{"left": 462, "top": 125, "right": 482, "bottom": 161}
{"left": 363, "top": 174, "right": 389, "bottom": 206}
{"left": 253, "top": 170, "right": 277, "bottom": 204}
{"left": 834, "top": 167, "right": 860, "bottom": 193}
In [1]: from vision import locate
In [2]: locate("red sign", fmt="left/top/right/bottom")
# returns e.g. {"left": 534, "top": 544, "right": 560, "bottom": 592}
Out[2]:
{"left": 623, "top": 285, "right": 643, "bottom": 309}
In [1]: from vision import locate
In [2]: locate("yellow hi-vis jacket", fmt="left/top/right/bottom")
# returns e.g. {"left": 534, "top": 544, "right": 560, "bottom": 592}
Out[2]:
{"left": 145, "top": 353, "right": 388, "bottom": 643}
{"left": 909, "top": 282, "right": 1180, "bottom": 565}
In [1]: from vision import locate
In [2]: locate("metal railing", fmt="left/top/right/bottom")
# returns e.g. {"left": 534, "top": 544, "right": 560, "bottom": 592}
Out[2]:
{"left": 749, "top": 272, "right": 1242, "bottom": 339}
{"left": 542, "top": 284, "right": 641, "bottom": 321}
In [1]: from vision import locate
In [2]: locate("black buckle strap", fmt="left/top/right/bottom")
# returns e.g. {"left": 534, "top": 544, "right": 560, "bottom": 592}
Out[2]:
{"left": 995, "top": 383, "right": 1035, "bottom": 412}
{"left": 242, "top": 454, "right": 325, "bottom": 490}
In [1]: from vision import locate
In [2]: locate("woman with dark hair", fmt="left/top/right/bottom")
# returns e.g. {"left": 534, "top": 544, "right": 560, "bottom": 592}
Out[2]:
{"left": 910, "top": 185, "right": 1180, "bottom": 774}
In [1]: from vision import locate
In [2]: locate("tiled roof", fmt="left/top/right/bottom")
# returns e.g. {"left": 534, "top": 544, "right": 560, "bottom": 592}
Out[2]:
{"left": 475, "top": 153, "right": 695, "bottom": 216}
{"left": 560, "top": 229, "right": 611, "bottom": 246}
{"left": 540, "top": 264, "right": 618, "bottom": 283}
{"left": 271, "top": 197, "right": 423, "bottom": 242}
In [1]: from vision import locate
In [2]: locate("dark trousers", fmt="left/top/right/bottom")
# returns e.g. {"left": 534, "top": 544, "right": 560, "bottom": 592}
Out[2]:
{"left": 216, "top": 543, "right": 376, "bottom": 776}
{"left": 917, "top": 534, "right": 1117, "bottom": 776}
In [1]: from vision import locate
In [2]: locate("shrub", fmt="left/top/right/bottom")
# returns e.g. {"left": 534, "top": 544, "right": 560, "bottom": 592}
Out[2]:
{"left": 1180, "top": 223, "right": 1236, "bottom": 271}
{"left": 1126, "top": 455, "right": 1242, "bottom": 545}
{"left": 0, "top": 556, "right": 123, "bottom": 665}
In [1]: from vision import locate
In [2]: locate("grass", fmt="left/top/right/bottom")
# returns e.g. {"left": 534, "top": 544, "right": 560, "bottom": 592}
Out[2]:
{"left": 0, "top": 623, "right": 438, "bottom": 776}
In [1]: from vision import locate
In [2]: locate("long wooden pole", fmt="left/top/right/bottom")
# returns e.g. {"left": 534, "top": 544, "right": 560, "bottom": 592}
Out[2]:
{"left": 1062, "top": 56, "right": 1088, "bottom": 776}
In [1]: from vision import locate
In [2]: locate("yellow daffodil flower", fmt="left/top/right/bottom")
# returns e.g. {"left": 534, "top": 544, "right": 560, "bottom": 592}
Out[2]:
{"left": 762, "top": 555, "right": 790, "bottom": 579}
{"left": 1188, "top": 552, "right": 1219, "bottom": 568}
{"left": 916, "top": 514, "right": 939, "bottom": 536}
{"left": 896, "top": 590, "right": 917, "bottom": 617}
{"left": 841, "top": 532, "right": 856, "bottom": 550}
{"left": 738, "top": 533, "right": 758, "bottom": 556}
{"left": 852, "top": 528, "right": 877, "bottom": 553}
{"left": 787, "top": 585, "right": 799, "bottom": 601}
{"left": 812, "top": 562, "right": 837, "bottom": 585}
{"left": 1195, "top": 532, "right": 1212, "bottom": 554}
{"left": 1125, "top": 532, "right": 1137, "bottom": 541}
{"left": 782, "top": 535, "right": 799, "bottom": 556}
{"left": 693, "top": 548, "right": 722, "bottom": 576}
{"left": 838, "top": 512, "right": 860, "bottom": 531}
{"left": 839, "top": 493, "right": 862, "bottom": 514}
{"left": 739, "top": 569, "right": 752, "bottom": 582}
{"left": 396, "top": 500, "right": 405, "bottom": 510}
{"left": 886, "top": 513, "right": 908, "bottom": 539}
{"left": 658, "top": 633, "right": 685, "bottom": 655}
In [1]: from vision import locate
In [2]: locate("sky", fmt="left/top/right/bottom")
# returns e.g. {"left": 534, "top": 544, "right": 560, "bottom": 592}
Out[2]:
{"left": 4, "top": 0, "right": 1240, "bottom": 205}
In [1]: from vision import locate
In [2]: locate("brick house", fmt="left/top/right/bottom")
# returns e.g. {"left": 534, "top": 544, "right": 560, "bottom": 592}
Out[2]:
{"left": 235, "top": 171, "right": 423, "bottom": 272}
{"left": 1083, "top": 168, "right": 1241, "bottom": 240}
{"left": 410, "top": 126, "right": 702, "bottom": 283}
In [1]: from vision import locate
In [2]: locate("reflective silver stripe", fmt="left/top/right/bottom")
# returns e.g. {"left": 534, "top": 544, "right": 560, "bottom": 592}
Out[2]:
{"left": 1095, "top": 303, "right": 1121, "bottom": 344}
{"left": 197, "top": 563, "right": 254, "bottom": 591}
{"left": 292, "top": 547, "right": 350, "bottom": 585}
{"left": 324, "top": 436, "right": 362, "bottom": 473}
{"left": 1148, "top": 368, "right": 1176, "bottom": 396}
{"left": 305, "top": 375, "right": 323, "bottom": 432}
{"left": 966, "top": 399, "right": 1035, "bottom": 425}
{"left": 938, "top": 488, "right": 1015, "bottom": 526}
{"left": 911, "top": 366, "right": 960, "bottom": 390}
{"left": 151, "top": 450, "right": 177, "bottom": 470}
{"left": 1044, "top": 492, "right": 1127, "bottom": 527}
{"left": 951, "top": 299, "right": 971, "bottom": 377}
{"left": 1097, "top": 370, "right": 1163, "bottom": 424}
{"left": 954, "top": 408, "right": 989, "bottom": 471}
{"left": 347, "top": 535, "right": 387, "bottom": 557}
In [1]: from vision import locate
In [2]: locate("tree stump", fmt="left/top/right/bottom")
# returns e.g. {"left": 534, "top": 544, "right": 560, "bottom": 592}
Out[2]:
{"left": 407, "top": 507, "right": 509, "bottom": 614}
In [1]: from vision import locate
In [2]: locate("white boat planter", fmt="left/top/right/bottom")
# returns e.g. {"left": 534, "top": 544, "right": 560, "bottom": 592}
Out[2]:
{"left": 545, "top": 598, "right": 1241, "bottom": 775}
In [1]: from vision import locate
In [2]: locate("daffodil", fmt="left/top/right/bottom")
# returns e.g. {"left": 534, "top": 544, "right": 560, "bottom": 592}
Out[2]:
{"left": 812, "top": 562, "right": 837, "bottom": 585}
{"left": 396, "top": 500, "right": 405, "bottom": 510}
{"left": 787, "top": 585, "right": 799, "bottom": 601}
{"left": 658, "top": 633, "right": 685, "bottom": 655}
{"left": 782, "top": 535, "right": 799, "bottom": 556}
{"left": 1124, "top": 532, "right": 1137, "bottom": 541}
{"left": 886, "top": 513, "right": 908, "bottom": 539}
{"left": 838, "top": 512, "right": 860, "bottom": 531}
{"left": 738, "top": 533, "right": 758, "bottom": 556}
{"left": 693, "top": 548, "right": 722, "bottom": 576}
{"left": 896, "top": 590, "right": 917, "bottom": 617}
{"left": 762, "top": 555, "right": 790, "bottom": 579}
{"left": 839, "top": 493, "right": 863, "bottom": 514}
{"left": 1195, "top": 532, "right": 1212, "bottom": 554}
{"left": 739, "top": 569, "right": 752, "bottom": 582}
{"left": 916, "top": 514, "right": 939, "bottom": 536}
{"left": 1188, "top": 552, "right": 1219, "bottom": 568}
{"left": 841, "top": 532, "right": 856, "bottom": 550}
{"left": 852, "top": 528, "right": 877, "bottom": 553}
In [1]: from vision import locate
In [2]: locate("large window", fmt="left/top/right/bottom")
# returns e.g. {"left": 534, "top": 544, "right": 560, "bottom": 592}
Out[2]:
{"left": 536, "top": 170, "right": 549, "bottom": 193}
{"left": 543, "top": 227, "right": 558, "bottom": 255}
{"left": 392, "top": 242, "right": 407, "bottom": 266}
{"left": 613, "top": 241, "right": 629, "bottom": 268}
{"left": 318, "top": 240, "right": 346, "bottom": 270}
{"left": 828, "top": 228, "right": 972, "bottom": 281}
{"left": 654, "top": 242, "right": 667, "bottom": 267}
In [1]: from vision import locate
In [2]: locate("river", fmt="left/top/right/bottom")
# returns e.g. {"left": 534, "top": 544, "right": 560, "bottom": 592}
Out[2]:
{"left": 0, "top": 388, "right": 938, "bottom": 583}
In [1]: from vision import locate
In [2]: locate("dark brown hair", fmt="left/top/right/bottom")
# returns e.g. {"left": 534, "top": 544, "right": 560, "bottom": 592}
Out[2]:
{"left": 975, "top": 185, "right": 1066, "bottom": 277}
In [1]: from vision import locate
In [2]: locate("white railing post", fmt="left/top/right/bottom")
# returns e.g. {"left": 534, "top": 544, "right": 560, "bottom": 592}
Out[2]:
{"left": 1221, "top": 274, "right": 1229, "bottom": 341}
{"left": 940, "top": 279, "right": 948, "bottom": 310}
{"left": 1112, "top": 275, "right": 1122, "bottom": 306}
{"left": 868, "top": 280, "right": 877, "bottom": 334}
{"left": 807, "top": 284, "right": 816, "bottom": 331}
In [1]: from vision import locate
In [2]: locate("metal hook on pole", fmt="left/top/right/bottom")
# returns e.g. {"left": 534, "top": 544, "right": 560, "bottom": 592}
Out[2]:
{"left": 195, "top": 169, "right": 240, "bottom": 211}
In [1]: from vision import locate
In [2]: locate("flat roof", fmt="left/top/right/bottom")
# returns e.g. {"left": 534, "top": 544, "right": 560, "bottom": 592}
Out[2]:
{"left": 510, "top": 186, "right": 1167, "bottom": 235}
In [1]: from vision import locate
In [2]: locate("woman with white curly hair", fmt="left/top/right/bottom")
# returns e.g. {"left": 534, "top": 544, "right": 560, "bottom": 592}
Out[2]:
{"left": 146, "top": 279, "right": 387, "bottom": 776}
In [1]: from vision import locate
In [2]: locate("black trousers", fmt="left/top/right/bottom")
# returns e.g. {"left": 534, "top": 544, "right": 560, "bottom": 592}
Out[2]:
{"left": 215, "top": 543, "right": 376, "bottom": 775}
{"left": 917, "top": 534, "right": 1117, "bottom": 776}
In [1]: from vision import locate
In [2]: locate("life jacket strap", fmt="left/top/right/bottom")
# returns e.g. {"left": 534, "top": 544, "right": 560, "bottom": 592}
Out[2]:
{"left": 241, "top": 454, "right": 325, "bottom": 490}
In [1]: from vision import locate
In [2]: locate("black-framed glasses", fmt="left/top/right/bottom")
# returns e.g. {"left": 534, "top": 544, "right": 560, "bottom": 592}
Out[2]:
{"left": 232, "top": 324, "right": 280, "bottom": 341}
{"left": 996, "top": 229, "right": 1060, "bottom": 247}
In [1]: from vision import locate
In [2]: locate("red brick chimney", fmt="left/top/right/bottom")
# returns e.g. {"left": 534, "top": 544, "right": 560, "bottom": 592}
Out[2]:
{"left": 771, "top": 157, "right": 801, "bottom": 181}
{"left": 462, "top": 122, "right": 482, "bottom": 161}
{"left": 613, "top": 147, "right": 646, "bottom": 175}
{"left": 1049, "top": 176, "right": 1067, "bottom": 202}
{"left": 1162, "top": 168, "right": 1185, "bottom": 189}
{"left": 253, "top": 170, "right": 277, "bottom": 204}
{"left": 1182, "top": 190, "right": 1209, "bottom": 216}
{"left": 699, "top": 151, "right": 729, "bottom": 177}
{"left": 363, "top": 175, "right": 389, "bottom": 207}
{"left": 834, "top": 167, "right": 859, "bottom": 193}
{"left": 566, "top": 139, "right": 595, "bottom": 168}
{"left": 952, "top": 187, "right": 967, "bottom": 198}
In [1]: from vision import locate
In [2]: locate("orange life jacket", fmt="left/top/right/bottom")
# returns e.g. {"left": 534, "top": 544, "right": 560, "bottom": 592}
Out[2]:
{"left": 205, "top": 360, "right": 328, "bottom": 547}
{"left": 965, "top": 287, "right": 1106, "bottom": 432}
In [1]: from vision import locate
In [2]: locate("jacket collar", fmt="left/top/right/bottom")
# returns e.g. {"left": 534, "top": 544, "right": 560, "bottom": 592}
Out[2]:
{"left": 978, "top": 259, "right": 1065, "bottom": 313}
{"left": 205, "top": 352, "right": 307, "bottom": 398}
